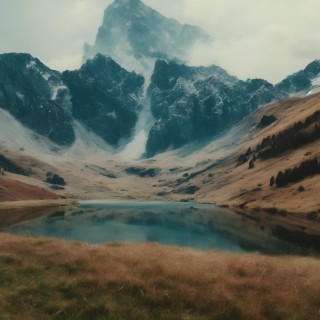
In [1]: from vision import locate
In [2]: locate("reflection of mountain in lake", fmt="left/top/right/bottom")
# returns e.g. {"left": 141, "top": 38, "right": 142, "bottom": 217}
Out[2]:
{"left": 4, "top": 201, "right": 320, "bottom": 255}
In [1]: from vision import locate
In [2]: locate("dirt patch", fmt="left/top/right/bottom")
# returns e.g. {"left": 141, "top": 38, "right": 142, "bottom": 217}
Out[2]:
{"left": 0, "top": 177, "right": 58, "bottom": 202}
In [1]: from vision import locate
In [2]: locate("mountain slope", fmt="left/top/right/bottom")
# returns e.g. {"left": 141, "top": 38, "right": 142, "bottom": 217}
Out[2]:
{"left": 276, "top": 59, "right": 320, "bottom": 95}
{"left": 145, "top": 59, "right": 320, "bottom": 156}
{"left": 0, "top": 176, "right": 58, "bottom": 202}
{"left": 63, "top": 54, "right": 145, "bottom": 147}
{"left": 156, "top": 92, "right": 320, "bottom": 216}
{"left": 0, "top": 53, "right": 145, "bottom": 150}
{"left": 146, "top": 60, "right": 281, "bottom": 156}
{"left": 0, "top": 53, "right": 75, "bottom": 146}
{"left": 1, "top": 91, "right": 319, "bottom": 218}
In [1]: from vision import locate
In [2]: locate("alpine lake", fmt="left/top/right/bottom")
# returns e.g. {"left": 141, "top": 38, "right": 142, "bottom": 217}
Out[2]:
{"left": 1, "top": 200, "right": 320, "bottom": 255}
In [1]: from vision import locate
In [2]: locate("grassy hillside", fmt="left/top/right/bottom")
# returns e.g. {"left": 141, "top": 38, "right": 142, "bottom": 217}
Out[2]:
{"left": 0, "top": 176, "right": 58, "bottom": 202}
{"left": 162, "top": 93, "right": 320, "bottom": 216}
{"left": 1, "top": 93, "right": 320, "bottom": 218}
{"left": 0, "top": 233, "right": 319, "bottom": 320}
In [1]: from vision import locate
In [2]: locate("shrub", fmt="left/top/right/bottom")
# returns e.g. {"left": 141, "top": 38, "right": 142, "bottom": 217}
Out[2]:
{"left": 46, "top": 172, "right": 66, "bottom": 186}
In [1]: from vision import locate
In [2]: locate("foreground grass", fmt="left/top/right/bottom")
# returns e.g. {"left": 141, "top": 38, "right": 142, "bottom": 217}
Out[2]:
{"left": 0, "top": 234, "right": 319, "bottom": 320}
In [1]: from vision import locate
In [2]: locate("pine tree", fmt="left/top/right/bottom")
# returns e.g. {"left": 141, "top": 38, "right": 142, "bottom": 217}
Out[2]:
{"left": 276, "top": 171, "right": 285, "bottom": 187}
{"left": 270, "top": 176, "right": 275, "bottom": 187}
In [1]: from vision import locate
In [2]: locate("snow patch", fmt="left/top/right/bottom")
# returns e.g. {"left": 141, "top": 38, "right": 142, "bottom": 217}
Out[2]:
{"left": 16, "top": 91, "right": 24, "bottom": 100}
{"left": 306, "top": 76, "right": 320, "bottom": 96}
{"left": 0, "top": 107, "right": 59, "bottom": 156}
{"left": 64, "top": 121, "right": 113, "bottom": 161}
{"left": 26, "top": 59, "right": 50, "bottom": 81}
{"left": 312, "top": 76, "right": 320, "bottom": 87}
{"left": 106, "top": 110, "right": 117, "bottom": 119}
{"left": 120, "top": 129, "right": 147, "bottom": 160}
{"left": 26, "top": 60, "right": 36, "bottom": 69}
{"left": 119, "top": 77, "right": 153, "bottom": 160}
{"left": 41, "top": 72, "right": 51, "bottom": 81}
{"left": 51, "top": 85, "right": 68, "bottom": 101}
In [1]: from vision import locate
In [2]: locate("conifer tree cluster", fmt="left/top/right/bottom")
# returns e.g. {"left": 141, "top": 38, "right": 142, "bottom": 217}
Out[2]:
{"left": 270, "top": 157, "right": 320, "bottom": 187}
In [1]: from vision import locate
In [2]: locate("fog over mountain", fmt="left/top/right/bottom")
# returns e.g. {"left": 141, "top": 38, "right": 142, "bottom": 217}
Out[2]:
{"left": 0, "top": 0, "right": 319, "bottom": 159}
{"left": 84, "top": 0, "right": 210, "bottom": 75}
{"left": 0, "top": 0, "right": 319, "bottom": 82}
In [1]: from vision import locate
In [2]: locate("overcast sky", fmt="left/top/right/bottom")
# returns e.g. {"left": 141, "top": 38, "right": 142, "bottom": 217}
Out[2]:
{"left": 0, "top": 0, "right": 319, "bottom": 83}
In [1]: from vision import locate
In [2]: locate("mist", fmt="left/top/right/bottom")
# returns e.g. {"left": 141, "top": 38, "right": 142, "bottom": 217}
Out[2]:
{"left": 0, "top": 0, "right": 319, "bottom": 82}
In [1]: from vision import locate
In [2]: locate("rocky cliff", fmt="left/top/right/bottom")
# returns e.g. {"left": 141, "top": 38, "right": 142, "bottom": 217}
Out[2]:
{"left": 0, "top": 53, "right": 75, "bottom": 146}
{"left": 63, "top": 54, "right": 145, "bottom": 147}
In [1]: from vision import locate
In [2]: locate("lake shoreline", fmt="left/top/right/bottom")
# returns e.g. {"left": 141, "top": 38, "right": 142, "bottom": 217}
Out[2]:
{"left": 0, "top": 199, "right": 79, "bottom": 228}
{"left": 1, "top": 198, "right": 320, "bottom": 255}
{"left": 0, "top": 198, "right": 78, "bottom": 212}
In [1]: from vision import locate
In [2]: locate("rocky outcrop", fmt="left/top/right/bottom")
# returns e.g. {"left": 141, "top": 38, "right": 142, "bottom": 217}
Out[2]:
{"left": 0, "top": 53, "right": 144, "bottom": 149}
{"left": 258, "top": 115, "right": 277, "bottom": 128}
{"left": 125, "top": 166, "right": 161, "bottom": 177}
{"left": 146, "top": 60, "right": 280, "bottom": 156}
{"left": 0, "top": 154, "right": 28, "bottom": 176}
{"left": 276, "top": 60, "right": 320, "bottom": 94}
{"left": 63, "top": 54, "right": 144, "bottom": 147}
{"left": 0, "top": 53, "right": 75, "bottom": 146}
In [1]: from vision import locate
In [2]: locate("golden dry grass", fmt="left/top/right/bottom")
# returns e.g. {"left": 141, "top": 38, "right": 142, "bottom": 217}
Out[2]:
{"left": 0, "top": 233, "right": 320, "bottom": 320}
{"left": 0, "top": 176, "right": 58, "bottom": 202}
{"left": 163, "top": 93, "right": 320, "bottom": 215}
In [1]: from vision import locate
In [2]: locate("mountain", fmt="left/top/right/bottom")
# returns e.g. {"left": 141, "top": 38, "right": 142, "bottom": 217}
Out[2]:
{"left": 145, "top": 59, "right": 320, "bottom": 156}
{"left": 0, "top": 0, "right": 320, "bottom": 157}
{"left": 0, "top": 53, "right": 145, "bottom": 150}
{"left": 146, "top": 60, "right": 281, "bottom": 156}
{"left": 276, "top": 60, "right": 320, "bottom": 95}
{"left": 83, "top": 0, "right": 210, "bottom": 74}
{"left": 0, "top": 53, "right": 75, "bottom": 146}
{"left": 80, "top": 0, "right": 320, "bottom": 156}
{"left": 63, "top": 54, "right": 145, "bottom": 147}
{"left": 0, "top": 51, "right": 319, "bottom": 157}
{"left": 165, "top": 92, "right": 320, "bottom": 217}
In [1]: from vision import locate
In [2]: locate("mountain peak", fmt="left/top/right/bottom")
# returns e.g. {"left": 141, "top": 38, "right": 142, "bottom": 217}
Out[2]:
{"left": 113, "top": 0, "right": 142, "bottom": 5}
{"left": 84, "top": 0, "right": 211, "bottom": 74}
{"left": 110, "top": 0, "right": 145, "bottom": 12}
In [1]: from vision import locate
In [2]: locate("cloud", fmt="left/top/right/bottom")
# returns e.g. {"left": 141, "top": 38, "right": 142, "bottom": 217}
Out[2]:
{"left": 0, "top": 0, "right": 111, "bottom": 70}
{"left": 146, "top": 0, "right": 320, "bottom": 82}
{"left": 0, "top": 0, "right": 319, "bottom": 82}
{"left": 46, "top": 53, "right": 83, "bottom": 72}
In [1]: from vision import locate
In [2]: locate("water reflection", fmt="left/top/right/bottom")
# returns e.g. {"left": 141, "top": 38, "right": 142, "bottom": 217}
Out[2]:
{"left": 2, "top": 201, "right": 320, "bottom": 255}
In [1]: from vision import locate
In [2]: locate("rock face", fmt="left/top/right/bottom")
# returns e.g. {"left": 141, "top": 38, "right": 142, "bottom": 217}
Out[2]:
{"left": 84, "top": 0, "right": 210, "bottom": 73}
{"left": 276, "top": 60, "right": 320, "bottom": 94}
{"left": 0, "top": 53, "right": 319, "bottom": 156}
{"left": 0, "top": 154, "right": 28, "bottom": 176}
{"left": 258, "top": 115, "right": 277, "bottom": 128}
{"left": 124, "top": 166, "right": 161, "bottom": 177}
{"left": 146, "top": 60, "right": 280, "bottom": 156}
{"left": 0, "top": 53, "right": 75, "bottom": 146}
{"left": 0, "top": 53, "right": 144, "bottom": 149}
{"left": 63, "top": 54, "right": 145, "bottom": 147}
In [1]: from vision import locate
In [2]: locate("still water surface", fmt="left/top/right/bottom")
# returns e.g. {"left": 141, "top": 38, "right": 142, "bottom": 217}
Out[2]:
{"left": 4, "top": 200, "right": 319, "bottom": 255}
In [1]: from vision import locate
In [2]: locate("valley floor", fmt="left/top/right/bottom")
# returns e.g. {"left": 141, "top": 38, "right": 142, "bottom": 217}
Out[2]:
{"left": 1, "top": 93, "right": 320, "bottom": 231}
